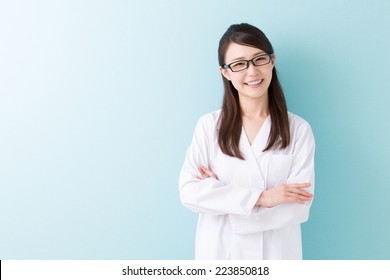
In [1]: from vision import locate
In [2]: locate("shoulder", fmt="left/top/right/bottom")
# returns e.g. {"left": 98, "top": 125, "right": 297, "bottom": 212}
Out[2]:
{"left": 196, "top": 109, "right": 221, "bottom": 130}
{"left": 288, "top": 112, "right": 315, "bottom": 141}
{"left": 189, "top": 109, "right": 221, "bottom": 141}
{"left": 288, "top": 112, "right": 312, "bottom": 130}
{"left": 198, "top": 109, "right": 221, "bottom": 124}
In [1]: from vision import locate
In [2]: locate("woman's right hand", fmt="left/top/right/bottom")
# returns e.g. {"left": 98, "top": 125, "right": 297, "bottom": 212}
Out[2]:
{"left": 256, "top": 183, "right": 313, "bottom": 208}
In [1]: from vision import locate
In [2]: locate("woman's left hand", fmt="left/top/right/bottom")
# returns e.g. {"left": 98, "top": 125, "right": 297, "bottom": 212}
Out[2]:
{"left": 198, "top": 165, "right": 218, "bottom": 180}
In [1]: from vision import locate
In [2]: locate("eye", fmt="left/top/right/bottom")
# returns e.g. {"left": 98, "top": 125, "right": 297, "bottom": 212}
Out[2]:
{"left": 230, "top": 61, "right": 246, "bottom": 70}
{"left": 254, "top": 56, "right": 267, "bottom": 63}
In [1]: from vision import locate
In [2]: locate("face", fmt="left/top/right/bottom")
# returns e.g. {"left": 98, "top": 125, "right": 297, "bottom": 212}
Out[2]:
{"left": 220, "top": 43, "right": 275, "bottom": 101}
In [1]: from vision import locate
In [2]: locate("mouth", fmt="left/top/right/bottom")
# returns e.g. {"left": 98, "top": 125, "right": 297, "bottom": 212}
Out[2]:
{"left": 244, "top": 79, "right": 263, "bottom": 86}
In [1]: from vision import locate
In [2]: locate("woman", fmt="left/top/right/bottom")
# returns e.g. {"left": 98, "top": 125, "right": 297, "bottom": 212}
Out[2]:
{"left": 179, "top": 23, "right": 315, "bottom": 260}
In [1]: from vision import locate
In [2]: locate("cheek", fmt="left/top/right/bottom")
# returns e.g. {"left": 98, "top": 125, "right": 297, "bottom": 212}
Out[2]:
{"left": 228, "top": 74, "right": 244, "bottom": 87}
{"left": 266, "top": 67, "right": 274, "bottom": 79}
{"left": 230, "top": 79, "right": 243, "bottom": 90}
{"left": 266, "top": 70, "right": 273, "bottom": 82}
{"left": 260, "top": 68, "right": 273, "bottom": 85}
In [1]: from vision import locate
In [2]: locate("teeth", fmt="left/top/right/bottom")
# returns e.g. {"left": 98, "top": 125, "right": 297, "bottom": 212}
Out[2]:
{"left": 246, "top": 79, "right": 262, "bottom": 85}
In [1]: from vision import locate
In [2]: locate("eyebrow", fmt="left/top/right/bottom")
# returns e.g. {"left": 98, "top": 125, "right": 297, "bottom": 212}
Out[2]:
{"left": 229, "top": 52, "right": 267, "bottom": 63}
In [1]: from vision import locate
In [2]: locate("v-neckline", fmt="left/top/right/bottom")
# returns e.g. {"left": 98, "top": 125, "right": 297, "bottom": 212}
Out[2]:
{"left": 240, "top": 115, "right": 271, "bottom": 159}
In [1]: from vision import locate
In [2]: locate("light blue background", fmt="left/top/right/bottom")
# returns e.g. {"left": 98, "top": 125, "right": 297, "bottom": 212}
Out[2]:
{"left": 0, "top": 0, "right": 389, "bottom": 259}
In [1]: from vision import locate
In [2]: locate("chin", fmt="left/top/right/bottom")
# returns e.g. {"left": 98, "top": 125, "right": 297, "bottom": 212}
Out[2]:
{"left": 239, "top": 90, "right": 268, "bottom": 100}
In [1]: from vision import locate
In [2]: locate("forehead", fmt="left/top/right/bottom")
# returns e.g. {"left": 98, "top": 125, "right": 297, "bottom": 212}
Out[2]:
{"left": 224, "top": 43, "right": 266, "bottom": 62}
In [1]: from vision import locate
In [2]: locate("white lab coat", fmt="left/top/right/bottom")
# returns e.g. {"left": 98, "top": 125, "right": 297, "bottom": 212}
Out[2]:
{"left": 179, "top": 110, "right": 315, "bottom": 260}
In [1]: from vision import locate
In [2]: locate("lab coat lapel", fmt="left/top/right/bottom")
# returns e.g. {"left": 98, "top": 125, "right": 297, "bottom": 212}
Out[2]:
{"left": 240, "top": 117, "right": 271, "bottom": 189}
{"left": 251, "top": 116, "right": 271, "bottom": 159}
{"left": 238, "top": 117, "right": 271, "bottom": 191}
{"left": 239, "top": 126, "right": 255, "bottom": 161}
{"left": 240, "top": 116, "right": 271, "bottom": 159}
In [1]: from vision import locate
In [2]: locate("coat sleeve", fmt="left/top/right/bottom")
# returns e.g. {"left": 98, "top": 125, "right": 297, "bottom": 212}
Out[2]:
{"left": 228, "top": 121, "right": 315, "bottom": 234}
{"left": 179, "top": 115, "right": 261, "bottom": 216}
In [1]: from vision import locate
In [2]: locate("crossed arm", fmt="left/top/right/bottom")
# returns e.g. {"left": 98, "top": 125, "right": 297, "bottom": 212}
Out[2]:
{"left": 198, "top": 164, "right": 313, "bottom": 208}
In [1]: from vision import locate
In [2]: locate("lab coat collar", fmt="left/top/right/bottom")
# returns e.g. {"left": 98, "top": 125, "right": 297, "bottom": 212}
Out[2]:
{"left": 238, "top": 116, "right": 271, "bottom": 190}
{"left": 240, "top": 116, "right": 271, "bottom": 159}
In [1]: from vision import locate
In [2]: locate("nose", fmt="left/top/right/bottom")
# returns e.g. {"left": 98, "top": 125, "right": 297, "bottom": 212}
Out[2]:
{"left": 247, "top": 61, "right": 259, "bottom": 75}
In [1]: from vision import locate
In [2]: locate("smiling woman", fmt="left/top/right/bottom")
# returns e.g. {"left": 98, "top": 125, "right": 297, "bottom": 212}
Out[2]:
{"left": 179, "top": 23, "right": 315, "bottom": 260}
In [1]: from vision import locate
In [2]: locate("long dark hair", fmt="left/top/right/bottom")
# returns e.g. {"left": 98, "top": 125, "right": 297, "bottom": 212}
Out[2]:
{"left": 217, "top": 23, "right": 290, "bottom": 160}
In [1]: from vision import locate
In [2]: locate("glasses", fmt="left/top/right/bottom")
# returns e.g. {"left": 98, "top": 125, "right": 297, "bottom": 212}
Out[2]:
{"left": 223, "top": 53, "right": 273, "bottom": 72}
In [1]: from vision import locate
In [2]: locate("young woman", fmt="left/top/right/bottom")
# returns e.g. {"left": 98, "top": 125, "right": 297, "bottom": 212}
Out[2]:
{"left": 179, "top": 23, "right": 315, "bottom": 260}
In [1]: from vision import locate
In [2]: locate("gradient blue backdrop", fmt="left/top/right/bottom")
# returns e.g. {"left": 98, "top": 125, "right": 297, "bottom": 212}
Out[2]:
{"left": 0, "top": 0, "right": 389, "bottom": 259}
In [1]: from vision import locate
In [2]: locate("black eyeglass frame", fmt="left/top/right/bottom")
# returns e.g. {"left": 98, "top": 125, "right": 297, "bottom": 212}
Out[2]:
{"left": 222, "top": 53, "right": 274, "bottom": 72}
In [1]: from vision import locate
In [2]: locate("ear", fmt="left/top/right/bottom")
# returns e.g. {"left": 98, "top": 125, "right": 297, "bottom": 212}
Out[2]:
{"left": 219, "top": 66, "right": 231, "bottom": 81}
{"left": 270, "top": 54, "right": 276, "bottom": 68}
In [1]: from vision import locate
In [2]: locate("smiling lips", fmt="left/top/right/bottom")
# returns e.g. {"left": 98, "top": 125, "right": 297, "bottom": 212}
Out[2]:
{"left": 245, "top": 79, "right": 263, "bottom": 86}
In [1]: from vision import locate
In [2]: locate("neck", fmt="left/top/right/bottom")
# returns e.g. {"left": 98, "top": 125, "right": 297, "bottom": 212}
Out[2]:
{"left": 239, "top": 92, "right": 269, "bottom": 120}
